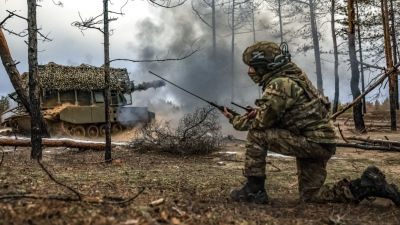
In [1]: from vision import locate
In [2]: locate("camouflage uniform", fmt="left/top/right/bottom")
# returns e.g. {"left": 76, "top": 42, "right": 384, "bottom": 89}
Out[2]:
{"left": 230, "top": 42, "right": 352, "bottom": 203}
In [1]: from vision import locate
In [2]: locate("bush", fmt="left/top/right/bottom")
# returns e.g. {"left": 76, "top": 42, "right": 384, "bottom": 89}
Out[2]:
{"left": 131, "top": 105, "right": 225, "bottom": 156}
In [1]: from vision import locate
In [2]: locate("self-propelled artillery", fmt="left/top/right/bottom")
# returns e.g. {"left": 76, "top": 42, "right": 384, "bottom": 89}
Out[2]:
{"left": 2, "top": 62, "right": 165, "bottom": 138}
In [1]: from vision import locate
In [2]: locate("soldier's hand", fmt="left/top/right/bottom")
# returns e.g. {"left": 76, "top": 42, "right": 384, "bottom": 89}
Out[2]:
{"left": 220, "top": 106, "right": 234, "bottom": 120}
{"left": 244, "top": 105, "right": 257, "bottom": 119}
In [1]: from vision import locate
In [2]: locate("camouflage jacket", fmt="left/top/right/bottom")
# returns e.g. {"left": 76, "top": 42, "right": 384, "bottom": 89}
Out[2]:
{"left": 229, "top": 62, "right": 336, "bottom": 144}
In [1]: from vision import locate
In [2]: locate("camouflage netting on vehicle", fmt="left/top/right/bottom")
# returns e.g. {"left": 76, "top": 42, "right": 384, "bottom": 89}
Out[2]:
{"left": 21, "top": 62, "right": 130, "bottom": 92}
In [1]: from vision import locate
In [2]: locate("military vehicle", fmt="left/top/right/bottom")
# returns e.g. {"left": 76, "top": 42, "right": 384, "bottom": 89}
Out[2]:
{"left": 2, "top": 62, "right": 165, "bottom": 138}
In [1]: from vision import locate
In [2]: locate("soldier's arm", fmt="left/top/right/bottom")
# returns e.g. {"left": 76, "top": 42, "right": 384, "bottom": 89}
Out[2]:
{"left": 229, "top": 115, "right": 252, "bottom": 131}
{"left": 247, "top": 78, "right": 303, "bottom": 130}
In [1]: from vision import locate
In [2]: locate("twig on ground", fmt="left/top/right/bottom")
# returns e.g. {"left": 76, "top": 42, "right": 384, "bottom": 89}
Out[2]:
{"left": 0, "top": 195, "right": 81, "bottom": 201}
{"left": 37, "top": 158, "right": 83, "bottom": 201}
{"left": 101, "top": 187, "right": 145, "bottom": 204}
{"left": 0, "top": 148, "right": 4, "bottom": 168}
{"left": 266, "top": 162, "right": 281, "bottom": 172}
{"left": 338, "top": 124, "right": 348, "bottom": 143}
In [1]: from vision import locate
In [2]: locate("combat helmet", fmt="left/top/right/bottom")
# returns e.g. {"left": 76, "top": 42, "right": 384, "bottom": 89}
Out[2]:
{"left": 242, "top": 41, "right": 281, "bottom": 66}
{"left": 243, "top": 41, "right": 290, "bottom": 71}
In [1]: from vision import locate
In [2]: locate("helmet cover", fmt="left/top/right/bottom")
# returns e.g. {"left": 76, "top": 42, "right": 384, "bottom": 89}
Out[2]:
{"left": 242, "top": 41, "right": 282, "bottom": 66}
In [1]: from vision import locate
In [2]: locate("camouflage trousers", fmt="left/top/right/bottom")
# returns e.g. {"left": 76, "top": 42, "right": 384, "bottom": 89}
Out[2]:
{"left": 245, "top": 128, "right": 352, "bottom": 203}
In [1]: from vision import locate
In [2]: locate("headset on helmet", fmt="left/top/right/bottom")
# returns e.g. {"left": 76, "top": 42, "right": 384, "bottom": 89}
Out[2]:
{"left": 248, "top": 42, "right": 291, "bottom": 70}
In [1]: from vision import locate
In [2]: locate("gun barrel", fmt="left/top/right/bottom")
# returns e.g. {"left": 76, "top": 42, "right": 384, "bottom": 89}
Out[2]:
{"left": 130, "top": 80, "right": 166, "bottom": 92}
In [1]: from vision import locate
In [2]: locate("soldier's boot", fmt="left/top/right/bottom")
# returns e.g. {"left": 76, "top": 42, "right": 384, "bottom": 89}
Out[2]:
{"left": 230, "top": 176, "right": 268, "bottom": 204}
{"left": 349, "top": 166, "right": 400, "bottom": 206}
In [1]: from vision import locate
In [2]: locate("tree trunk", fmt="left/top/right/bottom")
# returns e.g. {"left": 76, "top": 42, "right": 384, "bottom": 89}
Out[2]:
{"left": 355, "top": 0, "right": 366, "bottom": 114}
{"left": 381, "top": 0, "right": 396, "bottom": 131}
{"left": 103, "top": 0, "right": 112, "bottom": 161}
{"left": 0, "top": 138, "right": 119, "bottom": 150}
{"left": 251, "top": 3, "right": 261, "bottom": 98}
{"left": 331, "top": 0, "right": 339, "bottom": 115}
{"left": 231, "top": 0, "right": 235, "bottom": 102}
{"left": 212, "top": 0, "right": 216, "bottom": 57}
{"left": 308, "top": 0, "right": 323, "bottom": 93}
{"left": 0, "top": 28, "right": 50, "bottom": 139}
{"left": 347, "top": 0, "right": 365, "bottom": 132}
{"left": 278, "top": 0, "right": 283, "bottom": 43}
{"left": 27, "top": 0, "right": 43, "bottom": 159}
{"left": 252, "top": 3, "right": 256, "bottom": 43}
{"left": 390, "top": 0, "right": 399, "bottom": 110}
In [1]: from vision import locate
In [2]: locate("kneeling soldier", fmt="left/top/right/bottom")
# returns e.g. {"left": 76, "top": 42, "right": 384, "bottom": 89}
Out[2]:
{"left": 220, "top": 41, "right": 400, "bottom": 205}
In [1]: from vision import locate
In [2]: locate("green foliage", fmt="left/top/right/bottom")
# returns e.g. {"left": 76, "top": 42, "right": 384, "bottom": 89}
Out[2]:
{"left": 0, "top": 96, "right": 10, "bottom": 115}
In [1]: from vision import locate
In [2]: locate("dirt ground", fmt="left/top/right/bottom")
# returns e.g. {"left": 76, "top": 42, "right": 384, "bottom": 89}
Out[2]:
{"left": 1, "top": 128, "right": 400, "bottom": 224}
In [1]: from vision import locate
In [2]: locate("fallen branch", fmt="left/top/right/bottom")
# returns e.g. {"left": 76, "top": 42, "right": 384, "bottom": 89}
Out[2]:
{"left": 336, "top": 142, "right": 400, "bottom": 151}
{"left": 331, "top": 61, "right": 400, "bottom": 119}
{"left": 0, "top": 137, "right": 125, "bottom": 150}
{"left": 344, "top": 136, "right": 400, "bottom": 146}
{"left": 0, "top": 188, "right": 145, "bottom": 204}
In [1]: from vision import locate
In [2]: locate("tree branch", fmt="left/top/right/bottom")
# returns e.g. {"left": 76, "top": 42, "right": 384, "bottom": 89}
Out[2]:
{"left": 0, "top": 14, "right": 14, "bottom": 27}
{"left": 52, "top": 0, "right": 64, "bottom": 7}
{"left": 5, "top": 10, "right": 27, "bottom": 21}
{"left": 192, "top": 1, "right": 212, "bottom": 28}
{"left": 331, "top": 61, "right": 400, "bottom": 119}
{"left": 147, "top": 0, "right": 186, "bottom": 8}
{"left": 110, "top": 39, "right": 203, "bottom": 63}
{"left": 1, "top": 26, "right": 28, "bottom": 37}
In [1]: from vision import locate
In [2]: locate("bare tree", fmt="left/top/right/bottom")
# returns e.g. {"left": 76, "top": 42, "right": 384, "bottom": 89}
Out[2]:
{"left": 347, "top": 0, "right": 365, "bottom": 132}
{"left": 71, "top": 0, "right": 200, "bottom": 162}
{"left": 265, "top": 0, "right": 294, "bottom": 43}
{"left": 381, "top": 0, "right": 396, "bottom": 131}
{"left": 222, "top": 0, "right": 250, "bottom": 101}
{"left": 389, "top": 0, "right": 398, "bottom": 110}
{"left": 355, "top": 0, "right": 366, "bottom": 113}
{"left": 237, "top": 0, "right": 265, "bottom": 98}
{"left": 238, "top": 0, "right": 264, "bottom": 43}
{"left": 331, "top": 0, "right": 339, "bottom": 115}
{"left": 289, "top": 0, "right": 330, "bottom": 94}
{"left": 192, "top": 0, "right": 225, "bottom": 56}
{"left": 1, "top": 1, "right": 62, "bottom": 159}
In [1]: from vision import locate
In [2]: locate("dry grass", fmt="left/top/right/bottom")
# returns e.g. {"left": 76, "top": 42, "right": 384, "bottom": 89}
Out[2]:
{"left": 0, "top": 137, "right": 400, "bottom": 224}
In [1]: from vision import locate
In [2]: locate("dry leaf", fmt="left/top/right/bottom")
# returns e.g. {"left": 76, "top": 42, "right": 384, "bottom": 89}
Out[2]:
{"left": 114, "top": 159, "right": 122, "bottom": 166}
{"left": 171, "top": 217, "right": 180, "bottom": 225}
{"left": 161, "top": 211, "right": 168, "bottom": 221}
{"left": 182, "top": 212, "right": 190, "bottom": 221}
